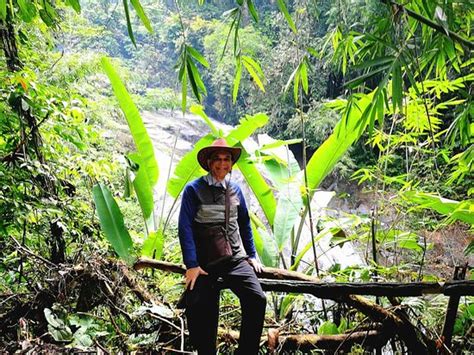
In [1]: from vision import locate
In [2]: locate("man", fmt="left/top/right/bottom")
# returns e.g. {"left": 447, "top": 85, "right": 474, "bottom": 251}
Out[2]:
{"left": 178, "top": 138, "right": 266, "bottom": 354}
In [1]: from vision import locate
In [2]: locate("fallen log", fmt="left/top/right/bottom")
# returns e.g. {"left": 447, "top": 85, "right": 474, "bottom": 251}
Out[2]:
{"left": 258, "top": 279, "right": 474, "bottom": 297}
{"left": 134, "top": 257, "right": 320, "bottom": 281}
{"left": 134, "top": 259, "right": 444, "bottom": 354}
{"left": 218, "top": 327, "right": 393, "bottom": 352}
{"left": 134, "top": 258, "right": 473, "bottom": 297}
{"left": 278, "top": 329, "right": 392, "bottom": 352}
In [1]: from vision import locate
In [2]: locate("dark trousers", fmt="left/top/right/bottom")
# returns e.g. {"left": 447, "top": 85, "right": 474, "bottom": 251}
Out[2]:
{"left": 185, "top": 259, "right": 266, "bottom": 355}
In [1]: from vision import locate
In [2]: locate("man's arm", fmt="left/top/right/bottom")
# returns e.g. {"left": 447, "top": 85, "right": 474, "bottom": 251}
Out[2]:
{"left": 178, "top": 183, "right": 209, "bottom": 289}
{"left": 178, "top": 184, "right": 200, "bottom": 269}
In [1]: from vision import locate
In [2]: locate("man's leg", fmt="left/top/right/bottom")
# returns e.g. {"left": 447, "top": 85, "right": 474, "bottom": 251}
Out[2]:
{"left": 185, "top": 275, "right": 220, "bottom": 355}
{"left": 226, "top": 260, "right": 266, "bottom": 354}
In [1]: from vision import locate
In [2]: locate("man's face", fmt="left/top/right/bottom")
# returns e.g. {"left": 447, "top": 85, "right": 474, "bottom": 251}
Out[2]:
{"left": 208, "top": 151, "right": 232, "bottom": 181}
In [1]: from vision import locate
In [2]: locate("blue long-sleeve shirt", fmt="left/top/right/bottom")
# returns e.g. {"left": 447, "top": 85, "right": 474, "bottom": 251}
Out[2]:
{"left": 178, "top": 176, "right": 256, "bottom": 269}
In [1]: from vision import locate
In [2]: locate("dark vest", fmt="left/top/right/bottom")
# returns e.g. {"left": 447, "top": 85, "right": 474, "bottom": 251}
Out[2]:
{"left": 193, "top": 179, "right": 247, "bottom": 266}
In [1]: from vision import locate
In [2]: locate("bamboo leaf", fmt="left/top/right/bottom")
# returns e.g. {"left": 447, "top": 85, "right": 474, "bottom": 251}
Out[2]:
{"left": 233, "top": 59, "right": 242, "bottom": 103}
{"left": 101, "top": 57, "right": 159, "bottom": 220}
{"left": 93, "top": 184, "right": 134, "bottom": 264}
{"left": 233, "top": 11, "right": 241, "bottom": 56}
{"left": 66, "top": 0, "right": 81, "bottom": 13}
{"left": 307, "top": 47, "right": 318, "bottom": 57}
{"left": 242, "top": 57, "right": 265, "bottom": 92}
{"left": 259, "top": 138, "right": 302, "bottom": 151}
{"left": 186, "top": 59, "right": 202, "bottom": 102}
{"left": 186, "top": 45, "right": 210, "bottom": 68}
{"left": 300, "top": 60, "right": 309, "bottom": 94}
{"left": 130, "top": 0, "right": 153, "bottom": 33}
{"left": 241, "top": 55, "right": 264, "bottom": 77}
{"left": 284, "top": 65, "right": 298, "bottom": 94}
{"left": 392, "top": 60, "right": 403, "bottom": 112}
{"left": 181, "top": 66, "right": 187, "bottom": 113}
{"left": 123, "top": 0, "right": 136, "bottom": 47}
{"left": 344, "top": 65, "right": 391, "bottom": 88}
{"left": 187, "top": 57, "right": 207, "bottom": 96}
{"left": 293, "top": 68, "right": 300, "bottom": 104}
{"left": 246, "top": 0, "right": 259, "bottom": 22}
{"left": 17, "top": 0, "right": 37, "bottom": 22}
{"left": 221, "top": 8, "right": 239, "bottom": 60}
{"left": 351, "top": 56, "right": 395, "bottom": 70}
{"left": 276, "top": 0, "right": 297, "bottom": 33}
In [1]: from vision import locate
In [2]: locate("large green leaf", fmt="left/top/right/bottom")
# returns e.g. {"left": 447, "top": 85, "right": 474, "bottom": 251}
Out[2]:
{"left": 305, "top": 94, "right": 372, "bottom": 196}
{"left": 403, "top": 191, "right": 474, "bottom": 225}
{"left": 17, "top": 0, "right": 37, "bottom": 22}
{"left": 226, "top": 113, "right": 275, "bottom": 225}
{"left": 93, "top": 184, "right": 134, "bottom": 264}
{"left": 237, "top": 149, "right": 276, "bottom": 226}
{"left": 0, "top": 0, "right": 6, "bottom": 20}
{"left": 225, "top": 112, "right": 269, "bottom": 145}
{"left": 128, "top": 152, "right": 154, "bottom": 226}
{"left": 274, "top": 192, "right": 302, "bottom": 252}
{"left": 259, "top": 136, "right": 302, "bottom": 251}
{"left": 250, "top": 213, "right": 279, "bottom": 267}
{"left": 167, "top": 134, "right": 214, "bottom": 198}
{"left": 142, "top": 229, "right": 164, "bottom": 259}
{"left": 318, "top": 321, "right": 340, "bottom": 335}
{"left": 101, "top": 57, "right": 159, "bottom": 219}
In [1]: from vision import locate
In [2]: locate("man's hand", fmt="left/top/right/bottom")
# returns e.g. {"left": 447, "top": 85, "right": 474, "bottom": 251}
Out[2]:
{"left": 185, "top": 266, "right": 208, "bottom": 290}
{"left": 248, "top": 257, "right": 263, "bottom": 273}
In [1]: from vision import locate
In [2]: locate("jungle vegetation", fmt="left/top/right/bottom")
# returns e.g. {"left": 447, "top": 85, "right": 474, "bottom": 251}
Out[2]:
{"left": 1, "top": 0, "right": 473, "bottom": 353}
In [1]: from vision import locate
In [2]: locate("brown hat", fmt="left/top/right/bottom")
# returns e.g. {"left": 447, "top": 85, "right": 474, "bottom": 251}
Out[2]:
{"left": 197, "top": 138, "right": 242, "bottom": 171}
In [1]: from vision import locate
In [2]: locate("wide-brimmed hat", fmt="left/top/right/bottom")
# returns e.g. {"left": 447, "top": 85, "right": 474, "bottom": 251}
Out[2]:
{"left": 197, "top": 138, "right": 242, "bottom": 171}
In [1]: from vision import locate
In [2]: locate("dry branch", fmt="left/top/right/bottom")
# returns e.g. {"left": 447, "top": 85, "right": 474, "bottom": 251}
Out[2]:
{"left": 219, "top": 327, "right": 393, "bottom": 352}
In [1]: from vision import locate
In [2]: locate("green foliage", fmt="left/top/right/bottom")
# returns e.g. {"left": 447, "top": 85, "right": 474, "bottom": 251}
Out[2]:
{"left": 101, "top": 56, "right": 158, "bottom": 221}
{"left": 305, "top": 94, "right": 372, "bottom": 198}
{"left": 92, "top": 183, "right": 135, "bottom": 264}
{"left": 318, "top": 320, "right": 339, "bottom": 335}
{"left": 403, "top": 191, "right": 474, "bottom": 226}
